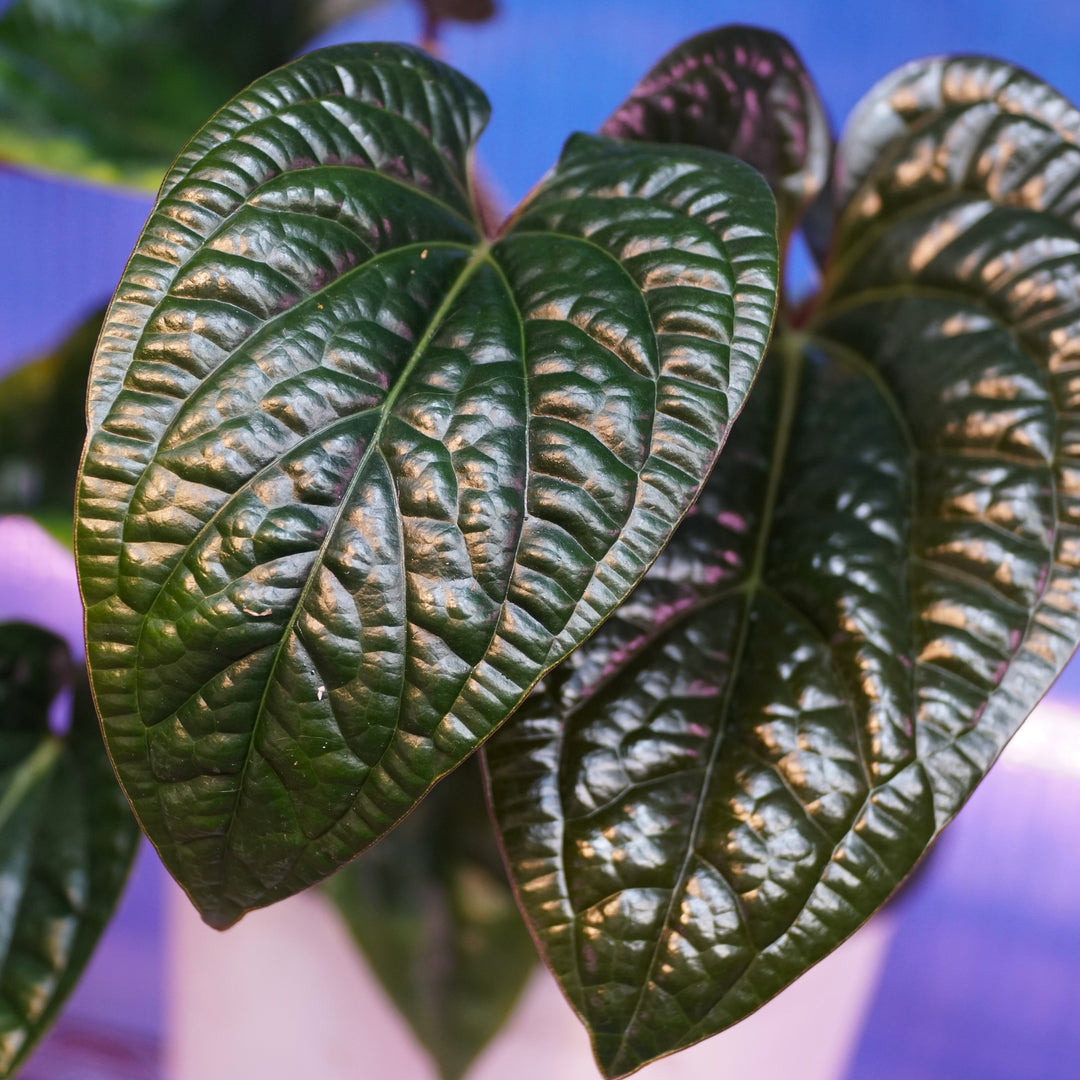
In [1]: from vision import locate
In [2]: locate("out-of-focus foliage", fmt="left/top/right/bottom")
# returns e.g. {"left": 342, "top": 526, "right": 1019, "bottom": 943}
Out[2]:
{"left": 0, "top": 0, "right": 499, "bottom": 190}
{"left": 325, "top": 758, "right": 535, "bottom": 1080}
{"left": 0, "top": 620, "right": 139, "bottom": 1079}
{"left": 0, "top": 307, "right": 103, "bottom": 544}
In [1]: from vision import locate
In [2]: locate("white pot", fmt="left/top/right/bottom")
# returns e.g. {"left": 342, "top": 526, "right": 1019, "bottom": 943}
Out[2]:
{"left": 167, "top": 882, "right": 895, "bottom": 1080}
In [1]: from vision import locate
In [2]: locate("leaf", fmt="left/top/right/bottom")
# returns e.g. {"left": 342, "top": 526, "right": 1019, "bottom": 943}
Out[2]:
{"left": 0, "top": 307, "right": 104, "bottom": 543}
{"left": 485, "top": 55, "right": 1080, "bottom": 1077}
{"left": 601, "top": 25, "right": 830, "bottom": 240}
{"left": 0, "top": 622, "right": 139, "bottom": 1078}
{"left": 0, "top": 0, "right": 386, "bottom": 189}
{"left": 324, "top": 756, "right": 534, "bottom": 1080}
{"left": 75, "top": 42, "right": 779, "bottom": 929}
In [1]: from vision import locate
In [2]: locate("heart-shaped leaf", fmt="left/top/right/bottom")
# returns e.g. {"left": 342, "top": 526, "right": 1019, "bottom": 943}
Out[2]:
{"left": 0, "top": 0, "right": 385, "bottom": 188}
{"left": 601, "top": 25, "right": 830, "bottom": 240}
{"left": 0, "top": 621, "right": 138, "bottom": 1078}
{"left": 75, "top": 43, "right": 778, "bottom": 928}
{"left": 485, "top": 53, "right": 1080, "bottom": 1077}
{"left": 324, "top": 755, "right": 534, "bottom": 1080}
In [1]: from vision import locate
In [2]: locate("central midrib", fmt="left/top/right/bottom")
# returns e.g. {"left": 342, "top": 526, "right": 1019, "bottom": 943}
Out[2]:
{"left": 607, "top": 339, "right": 805, "bottom": 1073}
{"left": 128, "top": 237, "right": 475, "bottom": 721}
{"left": 211, "top": 241, "right": 493, "bottom": 900}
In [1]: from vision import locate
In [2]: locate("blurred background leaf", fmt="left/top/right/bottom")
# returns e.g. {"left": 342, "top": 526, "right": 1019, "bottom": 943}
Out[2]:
{"left": 323, "top": 758, "right": 536, "bottom": 1080}
{"left": 0, "top": 306, "right": 102, "bottom": 544}
{"left": 0, "top": 620, "right": 139, "bottom": 1078}
{"left": 0, "top": 0, "right": 497, "bottom": 190}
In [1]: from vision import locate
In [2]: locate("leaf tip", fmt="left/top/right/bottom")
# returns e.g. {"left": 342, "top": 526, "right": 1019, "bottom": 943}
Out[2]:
{"left": 588, "top": 1030, "right": 655, "bottom": 1080}
{"left": 594, "top": 1051, "right": 639, "bottom": 1080}
{"left": 197, "top": 900, "right": 245, "bottom": 932}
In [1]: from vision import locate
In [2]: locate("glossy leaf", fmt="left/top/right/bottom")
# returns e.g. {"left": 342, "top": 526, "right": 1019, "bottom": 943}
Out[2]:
{"left": 75, "top": 42, "right": 778, "bottom": 928}
{"left": 0, "top": 307, "right": 103, "bottom": 543}
{"left": 0, "top": 622, "right": 138, "bottom": 1077}
{"left": 601, "top": 25, "right": 830, "bottom": 240}
{"left": 324, "top": 756, "right": 534, "bottom": 1080}
{"left": 0, "top": 0, "right": 386, "bottom": 189}
{"left": 486, "top": 55, "right": 1080, "bottom": 1077}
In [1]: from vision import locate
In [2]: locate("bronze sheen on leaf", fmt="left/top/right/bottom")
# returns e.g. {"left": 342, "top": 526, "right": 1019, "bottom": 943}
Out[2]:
{"left": 485, "top": 43, "right": 1080, "bottom": 1079}
{"left": 602, "top": 25, "right": 830, "bottom": 239}
{"left": 75, "top": 43, "right": 779, "bottom": 928}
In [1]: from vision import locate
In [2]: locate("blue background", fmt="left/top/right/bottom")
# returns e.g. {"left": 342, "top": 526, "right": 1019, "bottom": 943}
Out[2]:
{"left": 6, "top": 2, "right": 1080, "bottom": 1076}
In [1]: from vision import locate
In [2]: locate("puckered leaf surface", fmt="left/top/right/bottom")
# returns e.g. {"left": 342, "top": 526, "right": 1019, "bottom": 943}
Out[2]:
{"left": 75, "top": 43, "right": 778, "bottom": 927}
{"left": 601, "top": 25, "right": 830, "bottom": 239}
{"left": 0, "top": 622, "right": 138, "bottom": 1077}
{"left": 486, "top": 52, "right": 1080, "bottom": 1077}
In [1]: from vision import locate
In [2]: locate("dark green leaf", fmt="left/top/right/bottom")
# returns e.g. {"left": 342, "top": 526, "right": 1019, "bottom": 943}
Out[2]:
{"left": 75, "top": 43, "right": 778, "bottom": 928}
{"left": 0, "top": 307, "right": 104, "bottom": 544}
{"left": 601, "top": 25, "right": 830, "bottom": 240}
{"left": 486, "top": 55, "right": 1080, "bottom": 1077}
{"left": 324, "top": 756, "right": 533, "bottom": 1080}
{"left": 0, "top": 0, "right": 385, "bottom": 189}
{"left": 0, "top": 622, "right": 138, "bottom": 1078}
